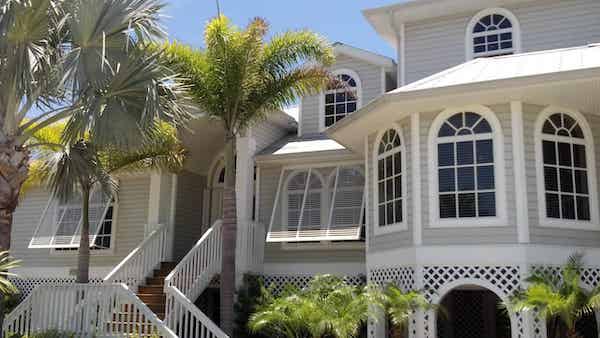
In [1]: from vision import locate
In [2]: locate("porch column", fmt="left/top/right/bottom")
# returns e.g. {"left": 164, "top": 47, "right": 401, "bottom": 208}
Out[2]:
{"left": 235, "top": 135, "right": 257, "bottom": 283}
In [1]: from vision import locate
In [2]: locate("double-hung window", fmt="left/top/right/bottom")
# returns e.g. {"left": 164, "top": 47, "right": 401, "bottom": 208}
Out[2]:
{"left": 538, "top": 111, "right": 598, "bottom": 226}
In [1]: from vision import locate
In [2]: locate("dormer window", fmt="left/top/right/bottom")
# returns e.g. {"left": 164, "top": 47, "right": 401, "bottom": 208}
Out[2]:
{"left": 466, "top": 8, "right": 521, "bottom": 59}
{"left": 321, "top": 69, "right": 362, "bottom": 130}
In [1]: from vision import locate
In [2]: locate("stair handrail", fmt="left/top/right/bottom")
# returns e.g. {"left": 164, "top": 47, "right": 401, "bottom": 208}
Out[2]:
{"left": 164, "top": 219, "right": 227, "bottom": 338}
{"left": 2, "top": 283, "right": 176, "bottom": 338}
{"left": 104, "top": 223, "right": 168, "bottom": 292}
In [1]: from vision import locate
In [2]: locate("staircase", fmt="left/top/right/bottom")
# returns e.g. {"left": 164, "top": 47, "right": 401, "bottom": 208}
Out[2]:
{"left": 136, "top": 261, "right": 177, "bottom": 319}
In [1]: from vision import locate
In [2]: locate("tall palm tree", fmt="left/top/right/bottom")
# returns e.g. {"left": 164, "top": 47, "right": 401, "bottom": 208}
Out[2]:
{"left": 161, "top": 17, "right": 334, "bottom": 334}
{"left": 510, "top": 253, "right": 599, "bottom": 338}
{"left": 249, "top": 275, "right": 382, "bottom": 338}
{"left": 0, "top": 0, "right": 189, "bottom": 252}
{"left": 29, "top": 123, "right": 185, "bottom": 283}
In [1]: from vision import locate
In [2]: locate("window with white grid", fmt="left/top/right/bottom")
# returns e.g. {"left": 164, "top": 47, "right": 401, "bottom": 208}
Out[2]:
{"left": 323, "top": 72, "right": 360, "bottom": 128}
{"left": 467, "top": 9, "right": 520, "bottom": 59}
{"left": 376, "top": 129, "right": 404, "bottom": 227}
{"left": 436, "top": 112, "right": 496, "bottom": 219}
{"left": 540, "top": 113, "right": 591, "bottom": 222}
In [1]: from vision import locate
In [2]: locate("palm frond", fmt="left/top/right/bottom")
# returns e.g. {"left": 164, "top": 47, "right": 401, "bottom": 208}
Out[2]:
{"left": 0, "top": 251, "right": 20, "bottom": 294}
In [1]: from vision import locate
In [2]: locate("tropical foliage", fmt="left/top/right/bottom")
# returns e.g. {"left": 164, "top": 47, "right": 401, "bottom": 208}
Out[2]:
{"left": 161, "top": 15, "right": 335, "bottom": 334}
{"left": 0, "top": 0, "right": 189, "bottom": 252}
{"left": 0, "top": 251, "right": 19, "bottom": 295}
{"left": 385, "top": 285, "right": 436, "bottom": 337}
{"left": 510, "top": 253, "right": 600, "bottom": 338}
{"left": 27, "top": 122, "right": 185, "bottom": 283}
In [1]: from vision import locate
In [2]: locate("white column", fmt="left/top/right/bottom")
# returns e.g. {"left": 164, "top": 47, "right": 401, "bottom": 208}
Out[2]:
{"left": 147, "top": 172, "right": 162, "bottom": 236}
{"left": 411, "top": 112, "right": 423, "bottom": 246}
{"left": 511, "top": 101, "right": 530, "bottom": 244}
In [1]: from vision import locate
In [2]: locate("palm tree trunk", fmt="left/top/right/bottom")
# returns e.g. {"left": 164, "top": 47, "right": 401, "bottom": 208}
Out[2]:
{"left": 220, "top": 133, "right": 237, "bottom": 336}
{"left": 77, "top": 186, "right": 91, "bottom": 284}
{"left": 0, "top": 139, "right": 29, "bottom": 252}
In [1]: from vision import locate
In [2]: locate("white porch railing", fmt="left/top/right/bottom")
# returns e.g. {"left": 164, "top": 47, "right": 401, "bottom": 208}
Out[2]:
{"left": 236, "top": 222, "right": 265, "bottom": 274}
{"left": 104, "top": 224, "right": 169, "bottom": 291}
{"left": 164, "top": 220, "right": 227, "bottom": 338}
{"left": 2, "top": 284, "right": 176, "bottom": 338}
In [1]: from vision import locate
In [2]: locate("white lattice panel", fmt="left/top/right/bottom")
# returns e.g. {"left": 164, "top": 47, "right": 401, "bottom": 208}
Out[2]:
{"left": 261, "top": 274, "right": 365, "bottom": 295}
{"left": 9, "top": 277, "right": 103, "bottom": 300}
{"left": 369, "top": 267, "right": 415, "bottom": 291}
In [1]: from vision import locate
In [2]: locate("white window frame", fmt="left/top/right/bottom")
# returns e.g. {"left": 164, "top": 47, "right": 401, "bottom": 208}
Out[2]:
{"left": 534, "top": 106, "right": 600, "bottom": 230}
{"left": 282, "top": 169, "right": 327, "bottom": 232}
{"left": 326, "top": 165, "right": 366, "bottom": 230}
{"left": 318, "top": 68, "right": 362, "bottom": 132}
{"left": 465, "top": 8, "right": 522, "bottom": 60}
{"left": 373, "top": 124, "right": 408, "bottom": 235}
{"left": 428, "top": 105, "right": 508, "bottom": 228}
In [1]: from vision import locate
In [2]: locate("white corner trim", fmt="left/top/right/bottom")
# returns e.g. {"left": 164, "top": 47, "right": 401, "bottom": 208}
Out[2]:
{"left": 411, "top": 112, "right": 422, "bottom": 245}
{"left": 364, "top": 135, "right": 371, "bottom": 253}
{"left": 465, "top": 7, "right": 522, "bottom": 61}
{"left": 318, "top": 68, "right": 363, "bottom": 133}
{"left": 427, "top": 104, "right": 508, "bottom": 228}
{"left": 297, "top": 99, "right": 303, "bottom": 137}
{"left": 372, "top": 122, "right": 408, "bottom": 235}
{"left": 399, "top": 22, "right": 406, "bottom": 86}
{"left": 511, "top": 102, "right": 530, "bottom": 243}
{"left": 534, "top": 105, "right": 600, "bottom": 230}
{"left": 146, "top": 172, "right": 162, "bottom": 232}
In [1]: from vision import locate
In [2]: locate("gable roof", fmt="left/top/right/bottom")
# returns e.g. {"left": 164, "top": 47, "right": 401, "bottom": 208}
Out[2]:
{"left": 333, "top": 42, "right": 396, "bottom": 70}
{"left": 327, "top": 44, "right": 600, "bottom": 152}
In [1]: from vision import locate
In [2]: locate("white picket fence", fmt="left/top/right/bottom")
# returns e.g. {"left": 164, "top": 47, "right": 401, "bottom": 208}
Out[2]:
{"left": 2, "top": 284, "right": 176, "bottom": 338}
{"left": 104, "top": 224, "right": 170, "bottom": 292}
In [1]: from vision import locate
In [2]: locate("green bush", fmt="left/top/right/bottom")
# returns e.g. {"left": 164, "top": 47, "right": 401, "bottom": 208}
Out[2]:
{"left": 234, "top": 274, "right": 269, "bottom": 338}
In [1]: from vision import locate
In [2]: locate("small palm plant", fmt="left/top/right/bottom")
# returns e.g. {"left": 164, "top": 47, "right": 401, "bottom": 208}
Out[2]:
{"left": 0, "top": 251, "right": 20, "bottom": 295}
{"left": 385, "top": 285, "right": 435, "bottom": 338}
{"left": 29, "top": 123, "right": 185, "bottom": 283}
{"left": 509, "top": 253, "right": 598, "bottom": 338}
{"left": 249, "top": 275, "right": 383, "bottom": 338}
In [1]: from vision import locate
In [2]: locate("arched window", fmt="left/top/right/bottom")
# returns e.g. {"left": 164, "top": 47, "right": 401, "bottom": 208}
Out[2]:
{"left": 328, "top": 167, "right": 365, "bottom": 228}
{"left": 285, "top": 171, "right": 324, "bottom": 230}
{"left": 375, "top": 128, "right": 405, "bottom": 229}
{"left": 536, "top": 110, "right": 598, "bottom": 226}
{"left": 434, "top": 111, "right": 498, "bottom": 220}
{"left": 322, "top": 70, "right": 361, "bottom": 130}
{"left": 466, "top": 8, "right": 520, "bottom": 59}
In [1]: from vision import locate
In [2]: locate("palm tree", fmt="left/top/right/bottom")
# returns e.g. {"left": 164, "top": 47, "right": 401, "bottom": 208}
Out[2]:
{"left": 509, "top": 253, "right": 597, "bottom": 338}
{"left": 0, "top": 0, "right": 189, "bottom": 252}
{"left": 0, "top": 251, "right": 19, "bottom": 330}
{"left": 384, "top": 286, "right": 434, "bottom": 338}
{"left": 249, "top": 275, "right": 382, "bottom": 338}
{"left": 161, "top": 16, "right": 334, "bottom": 334}
{"left": 29, "top": 123, "right": 185, "bottom": 283}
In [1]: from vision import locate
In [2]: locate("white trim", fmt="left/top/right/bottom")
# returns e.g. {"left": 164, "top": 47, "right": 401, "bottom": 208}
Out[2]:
{"left": 373, "top": 123, "right": 408, "bottom": 235}
{"left": 318, "top": 68, "right": 363, "bottom": 132}
{"left": 146, "top": 172, "right": 161, "bottom": 233}
{"left": 254, "top": 166, "right": 261, "bottom": 222}
{"left": 364, "top": 135, "right": 371, "bottom": 253}
{"left": 465, "top": 7, "right": 522, "bottom": 60}
{"left": 281, "top": 169, "right": 326, "bottom": 232}
{"left": 399, "top": 22, "right": 406, "bottom": 86}
{"left": 427, "top": 105, "right": 508, "bottom": 228}
{"left": 333, "top": 43, "right": 395, "bottom": 70}
{"left": 168, "top": 173, "right": 178, "bottom": 261}
{"left": 534, "top": 106, "right": 600, "bottom": 230}
{"left": 511, "top": 102, "right": 530, "bottom": 243}
{"left": 411, "top": 112, "right": 422, "bottom": 245}
{"left": 297, "top": 99, "right": 303, "bottom": 137}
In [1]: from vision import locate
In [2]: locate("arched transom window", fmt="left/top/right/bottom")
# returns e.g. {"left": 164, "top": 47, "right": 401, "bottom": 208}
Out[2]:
{"left": 376, "top": 129, "right": 404, "bottom": 227}
{"left": 469, "top": 9, "right": 519, "bottom": 59}
{"left": 540, "top": 113, "right": 591, "bottom": 222}
{"left": 286, "top": 171, "right": 323, "bottom": 230}
{"left": 324, "top": 73, "right": 359, "bottom": 128}
{"left": 436, "top": 112, "right": 496, "bottom": 219}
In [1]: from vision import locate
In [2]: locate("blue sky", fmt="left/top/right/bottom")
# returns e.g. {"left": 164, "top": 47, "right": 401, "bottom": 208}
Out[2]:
{"left": 164, "top": 0, "right": 399, "bottom": 59}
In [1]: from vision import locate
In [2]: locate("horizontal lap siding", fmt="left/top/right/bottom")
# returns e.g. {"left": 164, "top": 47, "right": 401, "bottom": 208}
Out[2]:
{"left": 252, "top": 120, "right": 289, "bottom": 154}
{"left": 367, "top": 117, "right": 413, "bottom": 252}
{"left": 403, "top": 0, "right": 600, "bottom": 85}
{"left": 421, "top": 106, "right": 518, "bottom": 245}
{"left": 173, "top": 172, "right": 206, "bottom": 261}
{"left": 526, "top": 104, "right": 600, "bottom": 246}
{"left": 11, "top": 176, "right": 150, "bottom": 272}
{"left": 300, "top": 54, "right": 384, "bottom": 135}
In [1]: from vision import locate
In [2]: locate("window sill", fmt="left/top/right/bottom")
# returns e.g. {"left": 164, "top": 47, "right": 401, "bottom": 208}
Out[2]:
{"left": 373, "top": 222, "right": 408, "bottom": 235}
{"left": 429, "top": 217, "right": 507, "bottom": 228}
{"left": 538, "top": 219, "right": 600, "bottom": 231}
